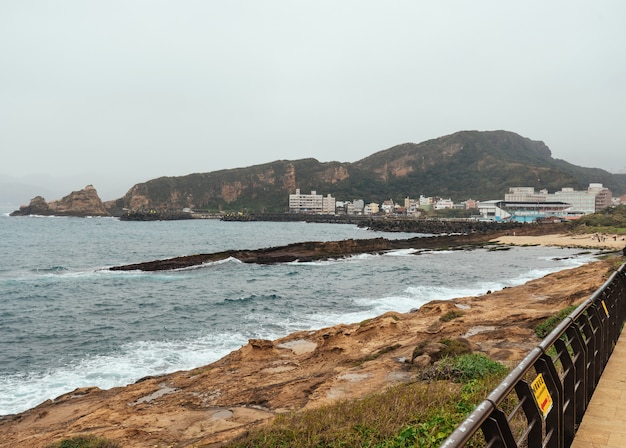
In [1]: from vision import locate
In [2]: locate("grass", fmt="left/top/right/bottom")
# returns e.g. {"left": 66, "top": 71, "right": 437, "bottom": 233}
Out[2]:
{"left": 575, "top": 225, "right": 626, "bottom": 235}
{"left": 357, "top": 344, "right": 402, "bottom": 365}
{"left": 439, "top": 310, "right": 465, "bottom": 322}
{"left": 534, "top": 305, "right": 578, "bottom": 339}
{"left": 45, "top": 435, "right": 120, "bottom": 448}
{"left": 225, "top": 353, "right": 508, "bottom": 448}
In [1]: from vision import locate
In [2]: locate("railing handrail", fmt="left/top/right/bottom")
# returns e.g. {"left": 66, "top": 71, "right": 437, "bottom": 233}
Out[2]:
{"left": 441, "top": 261, "right": 626, "bottom": 448}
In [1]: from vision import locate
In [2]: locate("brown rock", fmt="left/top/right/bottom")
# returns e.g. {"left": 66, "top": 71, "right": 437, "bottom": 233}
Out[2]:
{"left": 412, "top": 354, "right": 432, "bottom": 367}
{"left": 10, "top": 185, "right": 110, "bottom": 217}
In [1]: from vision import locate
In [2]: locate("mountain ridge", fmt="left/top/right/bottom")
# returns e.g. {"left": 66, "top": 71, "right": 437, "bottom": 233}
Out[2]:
{"left": 107, "top": 130, "right": 625, "bottom": 213}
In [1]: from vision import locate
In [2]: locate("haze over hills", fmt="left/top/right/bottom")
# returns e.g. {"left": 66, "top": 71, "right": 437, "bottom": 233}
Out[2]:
{"left": 108, "top": 130, "right": 626, "bottom": 213}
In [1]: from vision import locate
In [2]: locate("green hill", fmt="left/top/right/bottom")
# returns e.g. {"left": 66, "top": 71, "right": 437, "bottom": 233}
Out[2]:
{"left": 110, "top": 130, "right": 626, "bottom": 212}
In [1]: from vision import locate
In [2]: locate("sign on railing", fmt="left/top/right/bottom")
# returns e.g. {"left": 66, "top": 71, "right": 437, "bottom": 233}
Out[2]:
{"left": 440, "top": 262, "right": 626, "bottom": 448}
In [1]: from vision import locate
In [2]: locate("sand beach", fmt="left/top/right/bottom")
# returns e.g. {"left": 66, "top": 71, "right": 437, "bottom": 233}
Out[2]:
{"left": 492, "top": 232, "right": 626, "bottom": 251}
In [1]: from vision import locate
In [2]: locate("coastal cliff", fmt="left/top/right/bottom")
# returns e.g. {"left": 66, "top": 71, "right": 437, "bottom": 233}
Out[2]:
{"left": 10, "top": 185, "right": 110, "bottom": 217}
{"left": 0, "top": 259, "right": 616, "bottom": 447}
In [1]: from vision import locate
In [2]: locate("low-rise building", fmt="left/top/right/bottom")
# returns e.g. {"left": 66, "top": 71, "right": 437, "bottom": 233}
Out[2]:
{"left": 434, "top": 198, "right": 454, "bottom": 210}
{"left": 381, "top": 200, "right": 395, "bottom": 214}
{"left": 503, "top": 184, "right": 613, "bottom": 216}
{"left": 477, "top": 200, "right": 574, "bottom": 222}
{"left": 364, "top": 202, "right": 380, "bottom": 215}
{"left": 353, "top": 199, "right": 365, "bottom": 214}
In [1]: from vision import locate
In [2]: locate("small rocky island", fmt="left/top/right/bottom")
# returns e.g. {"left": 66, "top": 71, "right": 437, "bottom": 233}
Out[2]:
{"left": 10, "top": 185, "right": 110, "bottom": 217}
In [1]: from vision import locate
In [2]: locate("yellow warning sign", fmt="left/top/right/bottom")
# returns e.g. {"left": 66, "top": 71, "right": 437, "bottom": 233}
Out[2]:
{"left": 602, "top": 300, "right": 609, "bottom": 317}
{"left": 531, "top": 373, "right": 553, "bottom": 418}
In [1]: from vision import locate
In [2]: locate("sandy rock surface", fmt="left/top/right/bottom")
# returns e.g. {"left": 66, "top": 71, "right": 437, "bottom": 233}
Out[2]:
{"left": 0, "top": 254, "right": 620, "bottom": 447}
{"left": 493, "top": 232, "right": 626, "bottom": 250}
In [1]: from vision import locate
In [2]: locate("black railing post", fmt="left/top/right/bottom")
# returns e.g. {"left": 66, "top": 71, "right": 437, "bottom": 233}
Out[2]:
{"left": 554, "top": 336, "right": 576, "bottom": 447}
{"left": 565, "top": 324, "right": 587, "bottom": 424}
{"left": 534, "top": 353, "right": 563, "bottom": 448}
{"left": 481, "top": 407, "right": 517, "bottom": 448}
{"left": 514, "top": 381, "right": 542, "bottom": 448}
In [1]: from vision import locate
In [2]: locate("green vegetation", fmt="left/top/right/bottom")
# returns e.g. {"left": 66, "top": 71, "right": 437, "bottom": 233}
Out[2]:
{"left": 534, "top": 305, "right": 578, "bottom": 339}
{"left": 45, "top": 435, "right": 120, "bottom": 448}
{"left": 570, "top": 204, "right": 626, "bottom": 234}
{"left": 412, "top": 338, "right": 473, "bottom": 363}
{"left": 417, "top": 353, "right": 508, "bottom": 383}
{"left": 226, "top": 354, "right": 507, "bottom": 448}
{"left": 439, "top": 310, "right": 465, "bottom": 322}
{"left": 357, "top": 344, "right": 403, "bottom": 365}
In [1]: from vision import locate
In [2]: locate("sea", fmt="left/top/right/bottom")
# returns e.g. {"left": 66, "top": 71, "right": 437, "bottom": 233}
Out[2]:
{"left": 0, "top": 205, "right": 599, "bottom": 416}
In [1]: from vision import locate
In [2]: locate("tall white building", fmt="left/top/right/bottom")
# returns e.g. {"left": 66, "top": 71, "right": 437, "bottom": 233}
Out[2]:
{"left": 288, "top": 189, "right": 335, "bottom": 214}
{"left": 322, "top": 194, "right": 336, "bottom": 214}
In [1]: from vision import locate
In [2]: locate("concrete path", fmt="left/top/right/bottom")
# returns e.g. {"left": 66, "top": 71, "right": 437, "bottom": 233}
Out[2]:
{"left": 571, "top": 330, "right": 626, "bottom": 447}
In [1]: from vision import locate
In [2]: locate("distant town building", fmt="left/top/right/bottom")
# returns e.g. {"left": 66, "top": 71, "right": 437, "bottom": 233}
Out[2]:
{"left": 322, "top": 194, "right": 335, "bottom": 214}
{"left": 587, "top": 183, "right": 612, "bottom": 210}
{"left": 419, "top": 195, "right": 434, "bottom": 211}
{"left": 289, "top": 189, "right": 335, "bottom": 214}
{"left": 477, "top": 200, "right": 573, "bottom": 222}
{"left": 505, "top": 187, "right": 547, "bottom": 203}
{"left": 353, "top": 199, "right": 365, "bottom": 214}
{"left": 551, "top": 188, "right": 596, "bottom": 215}
{"left": 381, "top": 200, "right": 395, "bottom": 214}
{"left": 364, "top": 202, "right": 380, "bottom": 215}
{"left": 404, "top": 197, "right": 421, "bottom": 216}
{"left": 500, "top": 184, "right": 613, "bottom": 217}
{"left": 434, "top": 198, "right": 454, "bottom": 210}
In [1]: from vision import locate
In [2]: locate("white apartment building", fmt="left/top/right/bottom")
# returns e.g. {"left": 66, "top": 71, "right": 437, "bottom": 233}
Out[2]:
{"left": 381, "top": 200, "right": 395, "bottom": 214}
{"left": 322, "top": 194, "right": 336, "bottom": 214}
{"left": 434, "top": 198, "right": 454, "bottom": 210}
{"left": 404, "top": 197, "right": 420, "bottom": 215}
{"left": 288, "top": 189, "right": 336, "bottom": 214}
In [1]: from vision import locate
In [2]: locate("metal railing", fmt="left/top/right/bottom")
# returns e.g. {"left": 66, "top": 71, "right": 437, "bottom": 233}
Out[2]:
{"left": 441, "top": 262, "right": 626, "bottom": 448}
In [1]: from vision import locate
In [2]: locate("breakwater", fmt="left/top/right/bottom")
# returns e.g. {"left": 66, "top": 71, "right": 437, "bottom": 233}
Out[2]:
{"left": 222, "top": 213, "right": 564, "bottom": 235}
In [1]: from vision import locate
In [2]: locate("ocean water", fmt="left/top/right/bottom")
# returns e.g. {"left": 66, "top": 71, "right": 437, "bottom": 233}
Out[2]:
{"left": 0, "top": 206, "right": 598, "bottom": 415}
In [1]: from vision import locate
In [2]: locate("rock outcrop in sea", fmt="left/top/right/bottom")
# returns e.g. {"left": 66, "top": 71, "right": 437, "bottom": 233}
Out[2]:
{"left": 10, "top": 185, "right": 110, "bottom": 217}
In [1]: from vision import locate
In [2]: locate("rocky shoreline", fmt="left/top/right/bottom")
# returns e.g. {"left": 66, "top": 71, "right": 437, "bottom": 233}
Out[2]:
{"left": 1, "top": 236, "right": 622, "bottom": 447}
{"left": 109, "top": 223, "right": 568, "bottom": 271}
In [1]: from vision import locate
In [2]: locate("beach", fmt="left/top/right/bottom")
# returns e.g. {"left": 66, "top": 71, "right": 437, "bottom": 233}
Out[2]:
{"left": 492, "top": 232, "right": 626, "bottom": 251}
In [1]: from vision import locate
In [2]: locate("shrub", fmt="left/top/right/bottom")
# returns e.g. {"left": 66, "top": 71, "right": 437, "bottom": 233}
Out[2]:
{"left": 45, "top": 435, "right": 120, "bottom": 448}
{"left": 418, "top": 353, "right": 507, "bottom": 383}
{"left": 535, "top": 305, "right": 577, "bottom": 339}
{"left": 439, "top": 310, "right": 464, "bottom": 322}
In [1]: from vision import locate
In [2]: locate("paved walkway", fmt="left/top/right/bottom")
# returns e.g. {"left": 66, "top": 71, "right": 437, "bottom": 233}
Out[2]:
{"left": 572, "top": 330, "right": 626, "bottom": 448}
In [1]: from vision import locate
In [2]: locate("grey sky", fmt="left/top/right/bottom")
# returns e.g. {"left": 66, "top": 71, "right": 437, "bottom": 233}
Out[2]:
{"left": 1, "top": 1, "right": 625, "bottom": 201}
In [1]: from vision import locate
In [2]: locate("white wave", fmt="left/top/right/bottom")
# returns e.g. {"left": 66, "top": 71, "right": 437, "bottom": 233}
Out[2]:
{"left": 290, "top": 252, "right": 380, "bottom": 266}
{"left": 0, "top": 332, "right": 248, "bottom": 416}
{"left": 383, "top": 248, "right": 420, "bottom": 256}
{"left": 306, "top": 253, "right": 599, "bottom": 327}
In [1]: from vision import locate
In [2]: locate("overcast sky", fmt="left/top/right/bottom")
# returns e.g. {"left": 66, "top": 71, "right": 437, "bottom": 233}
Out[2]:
{"left": 2, "top": 1, "right": 625, "bottom": 201}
